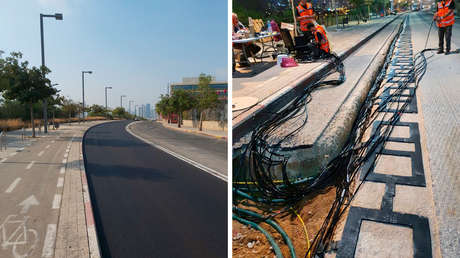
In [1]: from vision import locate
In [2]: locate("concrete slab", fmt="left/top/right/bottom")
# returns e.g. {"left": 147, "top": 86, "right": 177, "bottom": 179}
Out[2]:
{"left": 374, "top": 155, "right": 412, "bottom": 176}
{"left": 355, "top": 221, "right": 414, "bottom": 258}
{"left": 351, "top": 181, "right": 386, "bottom": 210}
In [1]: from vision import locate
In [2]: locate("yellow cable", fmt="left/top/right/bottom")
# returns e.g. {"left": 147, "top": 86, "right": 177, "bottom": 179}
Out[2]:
{"left": 232, "top": 180, "right": 284, "bottom": 184}
{"left": 291, "top": 208, "right": 311, "bottom": 258}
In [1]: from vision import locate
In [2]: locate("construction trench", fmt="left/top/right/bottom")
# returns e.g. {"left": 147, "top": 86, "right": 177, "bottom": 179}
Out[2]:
{"left": 232, "top": 14, "right": 436, "bottom": 258}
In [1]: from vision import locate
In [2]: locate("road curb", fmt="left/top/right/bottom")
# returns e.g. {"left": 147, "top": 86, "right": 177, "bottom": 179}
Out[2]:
{"left": 158, "top": 121, "right": 228, "bottom": 140}
{"left": 126, "top": 121, "right": 228, "bottom": 182}
{"left": 233, "top": 14, "right": 402, "bottom": 143}
{"left": 79, "top": 122, "right": 115, "bottom": 258}
{"left": 80, "top": 140, "right": 101, "bottom": 258}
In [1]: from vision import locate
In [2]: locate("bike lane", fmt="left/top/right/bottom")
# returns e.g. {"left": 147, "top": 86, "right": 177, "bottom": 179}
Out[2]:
{"left": 0, "top": 122, "right": 104, "bottom": 258}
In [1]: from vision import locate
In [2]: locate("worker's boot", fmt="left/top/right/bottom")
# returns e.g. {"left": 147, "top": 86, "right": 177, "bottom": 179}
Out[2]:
{"left": 437, "top": 48, "right": 444, "bottom": 54}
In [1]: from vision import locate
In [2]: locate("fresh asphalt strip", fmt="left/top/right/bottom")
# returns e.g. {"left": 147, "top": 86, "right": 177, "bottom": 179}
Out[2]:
{"left": 83, "top": 120, "right": 227, "bottom": 258}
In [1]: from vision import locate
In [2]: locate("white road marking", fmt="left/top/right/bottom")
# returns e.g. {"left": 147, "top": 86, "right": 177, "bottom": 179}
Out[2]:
{"left": 19, "top": 195, "right": 39, "bottom": 214}
{"left": 62, "top": 159, "right": 66, "bottom": 164}
{"left": 125, "top": 122, "right": 228, "bottom": 182}
{"left": 9, "top": 152, "right": 16, "bottom": 157}
{"left": 56, "top": 177, "right": 64, "bottom": 188}
{"left": 41, "top": 224, "right": 57, "bottom": 258}
{"left": 26, "top": 161, "right": 35, "bottom": 170}
{"left": 64, "top": 153, "right": 68, "bottom": 158}
{"left": 66, "top": 148, "right": 70, "bottom": 153}
{"left": 38, "top": 150, "right": 44, "bottom": 157}
{"left": 5, "top": 178, "right": 21, "bottom": 193}
{"left": 52, "top": 194, "right": 61, "bottom": 209}
{"left": 51, "top": 140, "right": 55, "bottom": 143}
{"left": 60, "top": 167, "right": 65, "bottom": 174}
{"left": 0, "top": 158, "right": 7, "bottom": 163}
{"left": 45, "top": 145, "right": 50, "bottom": 149}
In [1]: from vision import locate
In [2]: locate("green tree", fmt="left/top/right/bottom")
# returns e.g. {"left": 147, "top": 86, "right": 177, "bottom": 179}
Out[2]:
{"left": 155, "top": 94, "right": 174, "bottom": 123}
{"left": 0, "top": 52, "right": 57, "bottom": 137}
{"left": 61, "top": 97, "right": 80, "bottom": 119}
{"left": 89, "top": 104, "right": 109, "bottom": 117}
{"left": 47, "top": 94, "right": 65, "bottom": 128}
{"left": 112, "top": 107, "right": 129, "bottom": 119}
{"left": 169, "top": 89, "right": 196, "bottom": 128}
{"left": 196, "top": 73, "right": 218, "bottom": 131}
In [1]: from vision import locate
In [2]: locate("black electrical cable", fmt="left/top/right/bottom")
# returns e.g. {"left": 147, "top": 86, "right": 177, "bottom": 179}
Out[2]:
{"left": 233, "top": 14, "right": 436, "bottom": 258}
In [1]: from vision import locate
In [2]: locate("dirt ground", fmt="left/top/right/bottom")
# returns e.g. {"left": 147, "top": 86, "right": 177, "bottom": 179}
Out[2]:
{"left": 232, "top": 186, "right": 341, "bottom": 258}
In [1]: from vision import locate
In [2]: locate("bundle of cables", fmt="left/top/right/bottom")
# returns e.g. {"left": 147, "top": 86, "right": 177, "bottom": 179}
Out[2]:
{"left": 233, "top": 15, "right": 435, "bottom": 258}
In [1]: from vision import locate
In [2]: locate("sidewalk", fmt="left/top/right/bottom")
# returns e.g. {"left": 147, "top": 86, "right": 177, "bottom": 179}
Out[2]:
{"left": 0, "top": 121, "right": 106, "bottom": 258}
{"left": 324, "top": 12, "right": 460, "bottom": 257}
{"left": 159, "top": 120, "right": 227, "bottom": 140}
{"left": 233, "top": 15, "right": 400, "bottom": 142}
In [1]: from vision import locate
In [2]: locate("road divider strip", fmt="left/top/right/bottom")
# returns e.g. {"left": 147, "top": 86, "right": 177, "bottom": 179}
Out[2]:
{"left": 125, "top": 121, "right": 228, "bottom": 182}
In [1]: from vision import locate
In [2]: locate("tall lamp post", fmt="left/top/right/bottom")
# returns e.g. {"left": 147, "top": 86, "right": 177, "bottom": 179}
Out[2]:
{"left": 81, "top": 71, "right": 93, "bottom": 121}
{"left": 120, "top": 95, "right": 126, "bottom": 109}
{"left": 105, "top": 86, "right": 112, "bottom": 110}
{"left": 40, "top": 13, "right": 63, "bottom": 133}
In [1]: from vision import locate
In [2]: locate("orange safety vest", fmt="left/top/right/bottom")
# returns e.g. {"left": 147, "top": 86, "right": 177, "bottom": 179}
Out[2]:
{"left": 297, "top": 3, "right": 315, "bottom": 31}
{"left": 314, "top": 25, "right": 330, "bottom": 53}
{"left": 436, "top": 0, "right": 455, "bottom": 27}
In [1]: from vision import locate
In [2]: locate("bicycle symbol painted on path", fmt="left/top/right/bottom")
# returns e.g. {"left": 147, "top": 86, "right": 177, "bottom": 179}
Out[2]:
{"left": 0, "top": 215, "right": 38, "bottom": 258}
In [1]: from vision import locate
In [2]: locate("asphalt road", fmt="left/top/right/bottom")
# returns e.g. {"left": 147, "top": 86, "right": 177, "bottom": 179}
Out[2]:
{"left": 83, "top": 120, "right": 227, "bottom": 258}
{"left": 129, "top": 121, "right": 227, "bottom": 178}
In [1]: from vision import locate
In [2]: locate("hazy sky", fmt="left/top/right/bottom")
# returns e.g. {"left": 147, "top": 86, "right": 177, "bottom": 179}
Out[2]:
{"left": 0, "top": 0, "right": 227, "bottom": 110}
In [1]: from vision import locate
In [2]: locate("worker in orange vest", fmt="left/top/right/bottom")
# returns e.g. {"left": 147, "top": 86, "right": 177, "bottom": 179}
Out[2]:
{"left": 433, "top": 0, "right": 455, "bottom": 54}
{"left": 296, "top": 0, "right": 316, "bottom": 34}
{"left": 307, "top": 23, "right": 330, "bottom": 58}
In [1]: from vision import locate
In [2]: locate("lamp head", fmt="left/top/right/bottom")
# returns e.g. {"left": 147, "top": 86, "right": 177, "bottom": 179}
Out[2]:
{"left": 55, "top": 13, "right": 63, "bottom": 20}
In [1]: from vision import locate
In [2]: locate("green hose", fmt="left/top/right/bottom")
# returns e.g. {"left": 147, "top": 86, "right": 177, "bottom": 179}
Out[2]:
{"left": 233, "top": 188, "right": 286, "bottom": 203}
{"left": 233, "top": 214, "right": 284, "bottom": 258}
{"left": 234, "top": 207, "right": 296, "bottom": 258}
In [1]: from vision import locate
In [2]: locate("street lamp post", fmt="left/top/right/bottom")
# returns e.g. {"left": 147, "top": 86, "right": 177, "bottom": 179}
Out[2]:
{"left": 81, "top": 71, "right": 93, "bottom": 121}
{"left": 120, "top": 95, "right": 127, "bottom": 109}
{"left": 40, "top": 13, "right": 63, "bottom": 133}
{"left": 105, "top": 86, "right": 112, "bottom": 110}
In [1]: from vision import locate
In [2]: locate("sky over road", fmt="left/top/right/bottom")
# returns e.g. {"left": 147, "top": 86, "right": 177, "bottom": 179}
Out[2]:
{"left": 0, "top": 0, "right": 227, "bottom": 109}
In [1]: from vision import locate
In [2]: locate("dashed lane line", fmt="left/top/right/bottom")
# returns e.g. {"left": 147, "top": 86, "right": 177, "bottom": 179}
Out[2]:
{"left": 52, "top": 194, "right": 61, "bottom": 209}
{"left": 57, "top": 177, "right": 64, "bottom": 188}
{"left": 26, "top": 161, "right": 36, "bottom": 170}
{"left": 45, "top": 145, "right": 50, "bottom": 149}
{"left": 62, "top": 159, "right": 66, "bottom": 164}
{"left": 60, "top": 166, "right": 65, "bottom": 174}
{"left": 38, "top": 150, "right": 45, "bottom": 157}
{"left": 41, "top": 224, "right": 57, "bottom": 258}
{"left": 5, "top": 178, "right": 21, "bottom": 193}
{"left": 0, "top": 158, "right": 7, "bottom": 163}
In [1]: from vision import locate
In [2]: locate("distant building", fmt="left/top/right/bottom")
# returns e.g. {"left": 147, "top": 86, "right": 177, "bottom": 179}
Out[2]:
{"left": 145, "top": 103, "right": 151, "bottom": 118}
{"left": 170, "top": 77, "right": 227, "bottom": 101}
{"left": 164, "top": 77, "right": 227, "bottom": 126}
